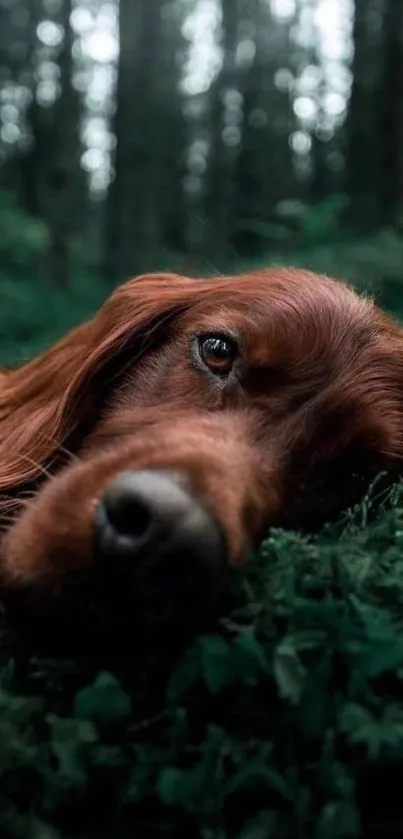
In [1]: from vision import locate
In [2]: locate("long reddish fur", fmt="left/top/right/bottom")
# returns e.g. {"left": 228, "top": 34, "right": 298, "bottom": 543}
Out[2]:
{"left": 1, "top": 268, "right": 403, "bottom": 591}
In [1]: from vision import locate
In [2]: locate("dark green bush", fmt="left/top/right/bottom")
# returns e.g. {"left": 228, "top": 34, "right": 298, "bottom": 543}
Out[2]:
{"left": 237, "top": 227, "right": 403, "bottom": 319}
{"left": 0, "top": 190, "right": 104, "bottom": 366}
{"left": 2, "top": 198, "right": 403, "bottom": 368}
{"left": 0, "top": 270, "right": 105, "bottom": 367}
{"left": 2, "top": 482, "right": 403, "bottom": 838}
{"left": 0, "top": 191, "right": 49, "bottom": 276}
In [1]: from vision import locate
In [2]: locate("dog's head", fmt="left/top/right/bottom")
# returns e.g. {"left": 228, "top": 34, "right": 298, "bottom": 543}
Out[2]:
{"left": 1, "top": 269, "right": 402, "bottom": 645}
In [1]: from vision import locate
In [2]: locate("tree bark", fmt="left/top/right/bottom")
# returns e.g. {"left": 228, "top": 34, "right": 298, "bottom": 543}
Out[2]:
{"left": 345, "top": 0, "right": 384, "bottom": 230}
{"left": 105, "top": 0, "right": 165, "bottom": 283}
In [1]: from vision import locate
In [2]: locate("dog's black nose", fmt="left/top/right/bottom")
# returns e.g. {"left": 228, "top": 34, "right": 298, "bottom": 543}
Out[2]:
{"left": 95, "top": 470, "right": 226, "bottom": 617}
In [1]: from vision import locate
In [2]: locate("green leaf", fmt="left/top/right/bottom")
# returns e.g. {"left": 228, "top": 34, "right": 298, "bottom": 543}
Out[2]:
{"left": 200, "top": 635, "right": 234, "bottom": 694}
{"left": 224, "top": 749, "right": 293, "bottom": 802}
{"left": 232, "top": 632, "right": 268, "bottom": 683}
{"left": 341, "top": 703, "right": 403, "bottom": 758}
{"left": 157, "top": 761, "right": 213, "bottom": 811}
{"left": 47, "top": 715, "right": 97, "bottom": 790}
{"left": 158, "top": 766, "right": 190, "bottom": 807}
{"left": 74, "top": 672, "right": 131, "bottom": 728}
{"left": 158, "top": 726, "right": 225, "bottom": 812}
{"left": 237, "top": 811, "right": 278, "bottom": 839}
{"left": 316, "top": 801, "right": 361, "bottom": 839}
{"left": 274, "top": 639, "right": 306, "bottom": 704}
{"left": 166, "top": 643, "right": 202, "bottom": 702}
{"left": 299, "top": 653, "right": 332, "bottom": 741}
{"left": 359, "top": 635, "right": 403, "bottom": 678}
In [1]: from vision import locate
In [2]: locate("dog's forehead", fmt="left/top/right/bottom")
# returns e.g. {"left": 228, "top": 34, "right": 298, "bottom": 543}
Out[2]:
{"left": 194, "top": 268, "right": 357, "bottom": 318}
{"left": 191, "top": 271, "right": 349, "bottom": 322}
{"left": 181, "top": 270, "right": 377, "bottom": 367}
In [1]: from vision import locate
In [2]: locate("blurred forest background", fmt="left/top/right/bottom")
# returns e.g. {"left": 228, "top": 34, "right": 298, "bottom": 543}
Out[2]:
{"left": 1, "top": 0, "right": 403, "bottom": 364}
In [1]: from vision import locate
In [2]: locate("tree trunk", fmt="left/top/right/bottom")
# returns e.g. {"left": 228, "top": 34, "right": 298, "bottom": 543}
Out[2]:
{"left": 105, "top": 0, "right": 165, "bottom": 283}
{"left": 20, "top": 0, "right": 83, "bottom": 287}
{"left": 375, "top": 0, "right": 403, "bottom": 227}
{"left": 201, "top": 0, "right": 241, "bottom": 265}
{"left": 45, "top": 0, "right": 81, "bottom": 287}
{"left": 232, "top": 0, "right": 295, "bottom": 256}
{"left": 345, "top": 0, "right": 384, "bottom": 231}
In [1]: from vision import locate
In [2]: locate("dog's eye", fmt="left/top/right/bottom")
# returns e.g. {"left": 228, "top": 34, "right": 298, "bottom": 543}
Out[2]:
{"left": 198, "top": 334, "right": 238, "bottom": 375}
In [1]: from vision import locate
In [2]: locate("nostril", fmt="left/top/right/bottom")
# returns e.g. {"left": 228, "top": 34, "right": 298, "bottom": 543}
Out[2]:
{"left": 99, "top": 470, "right": 189, "bottom": 547}
{"left": 95, "top": 469, "right": 228, "bottom": 614}
{"left": 104, "top": 485, "right": 151, "bottom": 541}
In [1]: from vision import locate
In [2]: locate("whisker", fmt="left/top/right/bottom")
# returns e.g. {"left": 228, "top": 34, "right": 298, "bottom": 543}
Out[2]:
{"left": 57, "top": 445, "right": 78, "bottom": 463}
{"left": 0, "top": 494, "right": 30, "bottom": 524}
{"left": 33, "top": 433, "right": 78, "bottom": 465}
{"left": 15, "top": 454, "right": 53, "bottom": 480}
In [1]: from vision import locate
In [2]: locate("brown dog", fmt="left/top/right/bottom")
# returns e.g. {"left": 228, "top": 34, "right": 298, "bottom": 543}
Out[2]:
{"left": 0, "top": 268, "right": 401, "bottom": 638}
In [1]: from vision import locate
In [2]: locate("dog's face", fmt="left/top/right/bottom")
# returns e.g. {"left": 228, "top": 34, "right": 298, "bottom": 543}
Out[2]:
{"left": 1, "top": 269, "right": 402, "bottom": 646}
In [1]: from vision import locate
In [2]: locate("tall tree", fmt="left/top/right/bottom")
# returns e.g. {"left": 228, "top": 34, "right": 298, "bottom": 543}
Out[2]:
{"left": 0, "top": 0, "right": 35, "bottom": 194}
{"left": 232, "top": 0, "right": 295, "bottom": 256}
{"left": 44, "top": 0, "right": 84, "bottom": 287}
{"left": 345, "top": 0, "right": 384, "bottom": 231}
{"left": 105, "top": 0, "right": 188, "bottom": 283}
{"left": 158, "top": 0, "right": 189, "bottom": 258}
{"left": 201, "top": 0, "right": 241, "bottom": 264}
{"left": 375, "top": 0, "right": 403, "bottom": 227}
{"left": 18, "top": 0, "right": 85, "bottom": 286}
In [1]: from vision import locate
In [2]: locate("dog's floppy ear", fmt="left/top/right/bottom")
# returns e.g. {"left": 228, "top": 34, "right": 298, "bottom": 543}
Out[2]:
{"left": 0, "top": 272, "right": 197, "bottom": 493}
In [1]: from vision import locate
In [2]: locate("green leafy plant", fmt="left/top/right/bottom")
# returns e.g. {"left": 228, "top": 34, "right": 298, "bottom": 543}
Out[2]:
{"left": 0, "top": 483, "right": 403, "bottom": 836}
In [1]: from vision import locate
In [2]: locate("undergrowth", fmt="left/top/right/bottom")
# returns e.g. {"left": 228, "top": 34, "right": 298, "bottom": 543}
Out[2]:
{"left": 1, "top": 481, "right": 403, "bottom": 837}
